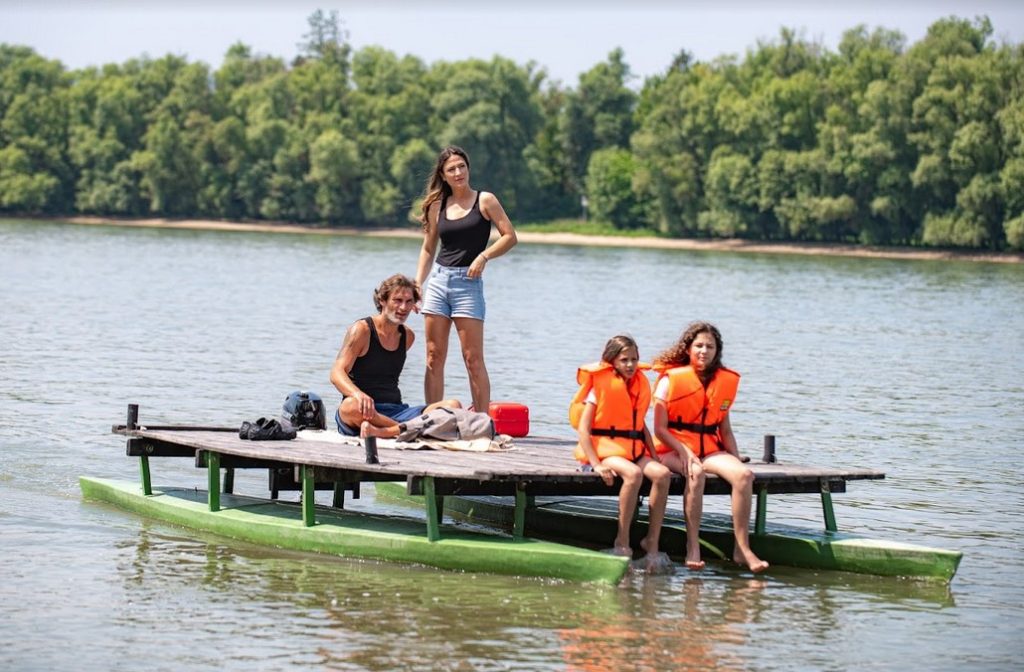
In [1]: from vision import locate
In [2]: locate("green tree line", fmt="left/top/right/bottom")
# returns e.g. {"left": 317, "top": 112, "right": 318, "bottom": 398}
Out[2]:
{"left": 1, "top": 12, "right": 1021, "bottom": 249}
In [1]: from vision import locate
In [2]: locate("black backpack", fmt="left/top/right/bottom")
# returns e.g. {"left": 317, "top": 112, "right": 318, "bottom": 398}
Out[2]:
{"left": 282, "top": 390, "right": 326, "bottom": 430}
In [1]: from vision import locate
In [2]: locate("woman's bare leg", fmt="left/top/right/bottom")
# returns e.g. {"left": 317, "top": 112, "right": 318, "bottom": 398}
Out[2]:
{"left": 424, "top": 314, "right": 452, "bottom": 404}
{"left": 703, "top": 452, "right": 768, "bottom": 572}
{"left": 453, "top": 317, "right": 490, "bottom": 410}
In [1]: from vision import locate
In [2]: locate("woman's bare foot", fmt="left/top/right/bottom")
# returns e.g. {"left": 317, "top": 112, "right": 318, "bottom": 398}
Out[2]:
{"left": 733, "top": 548, "right": 769, "bottom": 573}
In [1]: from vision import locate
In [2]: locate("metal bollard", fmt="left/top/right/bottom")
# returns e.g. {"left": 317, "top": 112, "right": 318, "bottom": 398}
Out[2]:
{"left": 364, "top": 436, "right": 379, "bottom": 464}
{"left": 127, "top": 404, "right": 139, "bottom": 430}
{"left": 762, "top": 434, "right": 776, "bottom": 463}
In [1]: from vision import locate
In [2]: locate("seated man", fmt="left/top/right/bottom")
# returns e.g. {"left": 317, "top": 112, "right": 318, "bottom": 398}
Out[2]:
{"left": 331, "top": 274, "right": 460, "bottom": 436}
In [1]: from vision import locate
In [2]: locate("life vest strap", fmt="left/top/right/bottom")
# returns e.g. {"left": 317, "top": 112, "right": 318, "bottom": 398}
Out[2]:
{"left": 668, "top": 420, "right": 719, "bottom": 434}
{"left": 590, "top": 427, "right": 644, "bottom": 440}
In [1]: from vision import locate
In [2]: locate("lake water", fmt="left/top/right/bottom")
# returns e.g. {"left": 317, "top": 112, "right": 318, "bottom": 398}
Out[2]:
{"left": 1, "top": 219, "right": 1022, "bottom": 670}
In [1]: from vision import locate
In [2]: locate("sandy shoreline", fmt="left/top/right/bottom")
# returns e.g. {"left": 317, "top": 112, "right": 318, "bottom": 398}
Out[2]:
{"left": 43, "top": 215, "right": 1024, "bottom": 264}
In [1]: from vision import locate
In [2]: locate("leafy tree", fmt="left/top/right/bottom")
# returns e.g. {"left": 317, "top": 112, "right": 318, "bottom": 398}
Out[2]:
{"left": 297, "top": 9, "right": 350, "bottom": 69}
{"left": 433, "top": 57, "right": 543, "bottom": 217}
{"left": 558, "top": 48, "right": 637, "bottom": 193}
{"left": 308, "top": 129, "right": 360, "bottom": 222}
{"left": 585, "top": 147, "right": 645, "bottom": 228}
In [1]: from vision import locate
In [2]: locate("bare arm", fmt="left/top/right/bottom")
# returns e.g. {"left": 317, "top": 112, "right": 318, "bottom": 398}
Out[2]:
{"left": 329, "top": 321, "right": 374, "bottom": 419}
{"left": 415, "top": 201, "right": 441, "bottom": 293}
{"left": 641, "top": 424, "right": 658, "bottom": 461}
{"left": 578, "top": 402, "right": 614, "bottom": 486}
{"left": 719, "top": 414, "right": 740, "bottom": 458}
{"left": 467, "top": 191, "right": 518, "bottom": 279}
{"left": 654, "top": 401, "right": 701, "bottom": 469}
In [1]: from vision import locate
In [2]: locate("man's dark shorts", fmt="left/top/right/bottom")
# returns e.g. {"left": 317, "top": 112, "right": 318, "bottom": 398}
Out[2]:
{"left": 335, "top": 403, "right": 428, "bottom": 436}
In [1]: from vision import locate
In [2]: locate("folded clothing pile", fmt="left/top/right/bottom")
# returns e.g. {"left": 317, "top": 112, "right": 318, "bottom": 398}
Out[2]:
{"left": 239, "top": 417, "right": 296, "bottom": 441}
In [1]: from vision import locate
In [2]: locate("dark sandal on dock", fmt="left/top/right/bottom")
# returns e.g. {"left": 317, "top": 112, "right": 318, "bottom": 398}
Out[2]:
{"left": 243, "top": 417, "right": 296, "bottom": 441}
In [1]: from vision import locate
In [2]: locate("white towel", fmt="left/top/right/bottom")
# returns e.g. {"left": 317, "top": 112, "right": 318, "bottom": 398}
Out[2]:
{"left": 296, "top": 429, "right": 515, "bottom": 452}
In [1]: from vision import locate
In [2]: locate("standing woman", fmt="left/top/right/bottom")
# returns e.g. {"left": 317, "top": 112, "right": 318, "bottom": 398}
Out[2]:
{"left": 415, "top": 146, "right": 517, "bottom": 411}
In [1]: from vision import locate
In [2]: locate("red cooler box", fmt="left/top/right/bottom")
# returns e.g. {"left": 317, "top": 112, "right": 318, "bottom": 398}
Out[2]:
{"left": 488, "top": 402, "right": 529, "bottom": 437}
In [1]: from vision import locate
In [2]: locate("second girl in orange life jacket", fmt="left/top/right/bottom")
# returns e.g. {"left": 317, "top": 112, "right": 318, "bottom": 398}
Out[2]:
{"left": 570, "top": 335, "right": 670, "bottom": 566}
{"left": 652, "top": 322, "right": 768, "bottom": 574}
{"left": 652, "top": 362, "right": 740, "bottom": 460}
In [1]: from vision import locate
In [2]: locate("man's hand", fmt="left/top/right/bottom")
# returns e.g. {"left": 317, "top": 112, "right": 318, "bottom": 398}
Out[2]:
{"left": 354, "top": 392, "right": 375, "bottom": 420}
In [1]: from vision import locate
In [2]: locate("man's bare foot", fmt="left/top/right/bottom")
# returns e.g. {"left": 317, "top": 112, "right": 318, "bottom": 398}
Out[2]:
{"left": 360, "top": 421, "right": 389, "bottom": 439}
{"left": 733, "top": 548, "right": 769, "bottom": 573}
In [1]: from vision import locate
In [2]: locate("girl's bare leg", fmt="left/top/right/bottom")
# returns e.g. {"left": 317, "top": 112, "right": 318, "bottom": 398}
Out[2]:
{"left": 639, "top": 458, "right": 671, "bottom": 565}
{"left": 660, "top": 452, "right": 706, "bottom": 569}
{"left": 603, "top": 456, "right": 642, "bottom": 554}
{"left": 704, "top": 453, "right": 768, "bottom": 572}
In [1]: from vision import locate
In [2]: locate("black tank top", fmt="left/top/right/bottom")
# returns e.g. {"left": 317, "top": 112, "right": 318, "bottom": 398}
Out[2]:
{"left": 436, "top": 191, "right": 492, "bottom": 267}
{"left": 348, "top": 317, "right": 405, "bottom": 405}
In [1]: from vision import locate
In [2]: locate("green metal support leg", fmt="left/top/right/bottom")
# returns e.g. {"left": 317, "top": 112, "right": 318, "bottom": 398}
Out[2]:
{"left": 139, "top": 455, "right": 152, "bottom": 496}
{"left": 820, "top": 480, "right": 838, "bottom": 532}
{"left": 513, "top": 483, "right": 527, "bottom": 540}
{"left": 755, "top": 485, "right": 767, "bottom": 536}
{"left": 206, "top": 452, "right": 220, "bottom": 512}
{"left": 424, "top": 477, "right": 440, "bottom": 541}
{"left": 302, "top": 465, "right": 315, "bottom": 527}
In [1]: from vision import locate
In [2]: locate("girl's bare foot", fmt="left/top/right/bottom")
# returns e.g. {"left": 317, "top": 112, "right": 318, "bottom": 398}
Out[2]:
{"left": 609, "top": 545, "right": 633, "bottom": 558}
{"left": 685, "top": 556, "right": 706, "bottom": 571}
{"left": 733, "top": 548, "right": 769, "bottom": 573}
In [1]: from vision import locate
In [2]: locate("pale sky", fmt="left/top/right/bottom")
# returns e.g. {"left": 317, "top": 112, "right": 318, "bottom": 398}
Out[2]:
{"left": 2, "top": 1, "right": 1022, "bottom": 86}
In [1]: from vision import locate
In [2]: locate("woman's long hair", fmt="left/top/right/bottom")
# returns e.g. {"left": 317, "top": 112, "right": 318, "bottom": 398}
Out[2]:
{"left": 418, "top": 146, "right": 470, "bottom": 231}
{"left": 654, "top": 322, "right": 724, "bottom": 381}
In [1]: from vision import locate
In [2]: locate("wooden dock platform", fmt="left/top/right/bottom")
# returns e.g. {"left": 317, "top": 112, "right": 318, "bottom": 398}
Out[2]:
{"left": 113, "top": 418, "right": 884, "bottom": 540}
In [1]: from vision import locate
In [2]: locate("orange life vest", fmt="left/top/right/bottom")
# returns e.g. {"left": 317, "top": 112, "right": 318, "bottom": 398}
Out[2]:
{"left": 570, "top": 361, "right": 651, "bottom": 463}
{"left": 653, "top": 365, "right": 740, "bottom": 458}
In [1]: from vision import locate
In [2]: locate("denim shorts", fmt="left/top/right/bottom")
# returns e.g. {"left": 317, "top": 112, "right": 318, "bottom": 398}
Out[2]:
{"left": 335, "top": 403, "right": 427, "bottom": 436}
{"left": 421, "top": 264, "right": 486, "bottom": 320}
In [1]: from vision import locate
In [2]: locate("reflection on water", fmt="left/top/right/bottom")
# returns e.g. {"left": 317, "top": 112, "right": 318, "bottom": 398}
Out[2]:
{"left": 119, "top": 523, "right": 624, "bottom": 669}
{"left": 1, "top": 219, "right": 1022, "bottom": 669}
{"left": 559, "top": 577, "right": 767, "bottom": 671}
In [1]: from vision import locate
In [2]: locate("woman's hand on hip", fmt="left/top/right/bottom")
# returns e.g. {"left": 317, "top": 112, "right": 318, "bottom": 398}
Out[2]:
{"left": 467, "top": 253, "right": 488, "bottom": 279}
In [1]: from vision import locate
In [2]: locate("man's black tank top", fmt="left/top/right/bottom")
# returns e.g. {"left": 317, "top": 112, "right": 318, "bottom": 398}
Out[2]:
{"left": 436, "top": 191, "right": 492, "bottom": 267}
{"left": 348, "top": 317, "right": 405, "bottom": 404}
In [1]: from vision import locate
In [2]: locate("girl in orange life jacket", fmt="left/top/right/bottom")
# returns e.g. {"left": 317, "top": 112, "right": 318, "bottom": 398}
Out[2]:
{"left": 652, "top": 322, "right": 768, "bottom": 573}
{"left": 573, "top": 335, "right": 670, "bottom": 562}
